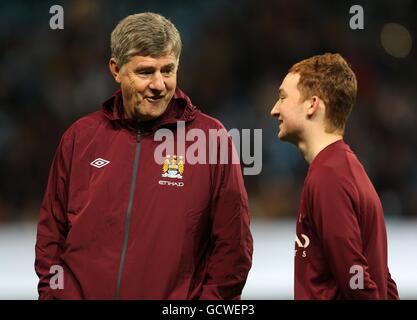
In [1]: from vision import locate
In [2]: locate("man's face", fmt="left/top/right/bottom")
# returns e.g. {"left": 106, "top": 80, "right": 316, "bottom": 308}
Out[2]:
{"left": 270, "top": 73, "right": 307, "bottom": 143}
{"left": 110, "top": 53, "right": 178, "bottom": 121}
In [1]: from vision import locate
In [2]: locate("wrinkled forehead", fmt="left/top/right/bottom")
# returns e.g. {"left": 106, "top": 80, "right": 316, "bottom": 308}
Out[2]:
{"left": 124, "top": 52, "right": 178, "bottom": 69}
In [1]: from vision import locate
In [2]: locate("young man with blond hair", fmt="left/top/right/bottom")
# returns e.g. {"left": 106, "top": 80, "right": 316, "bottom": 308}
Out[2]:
{"left": 271, "top": 53, "right": 399, "bottom": 299}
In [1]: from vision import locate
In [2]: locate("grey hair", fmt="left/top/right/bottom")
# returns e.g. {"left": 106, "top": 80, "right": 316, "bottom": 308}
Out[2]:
{"left": 110, "top": 12, "right": 182, "bottom": 67}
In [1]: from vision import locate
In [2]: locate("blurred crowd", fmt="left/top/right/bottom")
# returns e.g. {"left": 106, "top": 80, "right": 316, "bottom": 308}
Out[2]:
{"left": 0, "top": 0, "right": 416, "bottom": 222}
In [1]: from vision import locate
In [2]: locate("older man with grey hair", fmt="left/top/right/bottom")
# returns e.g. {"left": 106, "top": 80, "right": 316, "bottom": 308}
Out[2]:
{"left": 35, "top": 12, "right": 253, "bottom": 300}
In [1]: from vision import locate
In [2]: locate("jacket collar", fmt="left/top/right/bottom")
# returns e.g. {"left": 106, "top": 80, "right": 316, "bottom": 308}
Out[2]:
{"left": 102, "top": 87, "right": 198, "bottom": 133}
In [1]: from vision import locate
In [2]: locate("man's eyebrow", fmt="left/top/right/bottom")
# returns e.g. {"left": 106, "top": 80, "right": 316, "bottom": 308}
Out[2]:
{"left": 134, "top": 65, "right": 155, "bottom": 72}
{"left": 134, "top": 63, "right": 176, "bottom": 72}
{"left": 161, "top": 63, "right": 176, "bottom": 70}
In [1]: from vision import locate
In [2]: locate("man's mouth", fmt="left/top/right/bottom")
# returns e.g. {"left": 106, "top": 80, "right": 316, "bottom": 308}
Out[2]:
{"left": 146, "top": 96, "right": 164, "bottom": 103}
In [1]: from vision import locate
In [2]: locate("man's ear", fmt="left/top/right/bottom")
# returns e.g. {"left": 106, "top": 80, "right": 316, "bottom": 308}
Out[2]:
{"left": 109, "top": 58, "right": 122, "bottom": 83}
{"left": 306, "top": 96, "right": 321, "bottom": 117}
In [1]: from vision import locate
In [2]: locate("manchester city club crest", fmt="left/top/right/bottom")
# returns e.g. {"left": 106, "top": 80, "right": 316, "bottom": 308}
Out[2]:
{"left": 162, "top": 155, "right": 184, "bottom": 179}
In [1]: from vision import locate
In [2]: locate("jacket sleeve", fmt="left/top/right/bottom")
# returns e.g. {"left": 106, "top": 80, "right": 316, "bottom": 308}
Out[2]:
{"left": 199, "top": 133, "right": 253, "bottom": 300}
{"left": 34, "top": 130, "right": 72, "bottom": 300}
{"left": 387, "top": 270, "right": 400, "bottom": 299}
{"left": 309, "top": 168, "right": 380, "bottom": 299}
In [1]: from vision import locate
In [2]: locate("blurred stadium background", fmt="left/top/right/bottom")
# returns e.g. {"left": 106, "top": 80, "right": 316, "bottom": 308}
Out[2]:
{"left": 0, "top": 0, "right": 416, "bottom": 299}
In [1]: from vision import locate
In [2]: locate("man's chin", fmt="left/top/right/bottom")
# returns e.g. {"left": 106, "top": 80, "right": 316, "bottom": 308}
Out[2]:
{"left": 278, "top": 131, "right": 298, "bottom": 144}
{"left": 134, "top": 106, "right": 168, "bottom": 121}
{"left": 277, "top": 130, "right": 286, "bottom": 141}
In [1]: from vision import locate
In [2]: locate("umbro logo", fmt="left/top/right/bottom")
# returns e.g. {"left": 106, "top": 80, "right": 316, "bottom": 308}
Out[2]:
{"left": 90, "top": 158, "right": 110, "bottom": 168}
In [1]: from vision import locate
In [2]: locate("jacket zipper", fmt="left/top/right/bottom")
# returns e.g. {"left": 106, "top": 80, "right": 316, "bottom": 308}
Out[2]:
{"left": 115, "top": 133, "right": 142, "bottom": 299}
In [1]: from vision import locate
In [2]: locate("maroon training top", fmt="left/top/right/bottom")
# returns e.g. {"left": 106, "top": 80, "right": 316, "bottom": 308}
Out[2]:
{"left": 35, "top": 88, "right": 253, "bottom": 300}
{"left": 294, "top": 139, "right": 399, "bottom": 299}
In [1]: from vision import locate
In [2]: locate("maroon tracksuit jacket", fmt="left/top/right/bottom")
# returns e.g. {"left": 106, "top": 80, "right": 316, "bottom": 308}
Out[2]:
{"left": 35, "top": 88, "right": 253, "bottom": 299}
{"left": 295, "top": 140, "right": 399, "bottom": 299}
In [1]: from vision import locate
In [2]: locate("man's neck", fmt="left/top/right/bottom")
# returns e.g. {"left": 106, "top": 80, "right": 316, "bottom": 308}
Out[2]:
{"left": 297, "top": 131, "right": 343, "bottom": 165}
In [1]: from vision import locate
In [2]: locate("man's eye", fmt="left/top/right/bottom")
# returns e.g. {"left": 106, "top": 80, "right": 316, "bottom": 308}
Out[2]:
{"left": 137, "top": 71, "right": 152, "bottom": 75}
{"left": 279, "top": 96, "right": 285, "bottom": 100}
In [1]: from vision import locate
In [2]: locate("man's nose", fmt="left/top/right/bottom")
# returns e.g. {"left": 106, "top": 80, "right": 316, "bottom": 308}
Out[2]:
{"left": 149, "top": 72, "right": 165, "bottom": 91}
{"left": 270, "top": 104, "right": 279, "bottom": 117}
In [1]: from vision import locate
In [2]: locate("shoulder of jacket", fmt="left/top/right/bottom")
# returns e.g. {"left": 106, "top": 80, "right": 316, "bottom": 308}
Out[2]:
{"left": 63, "top": 110, "right": 106, "bottom": 137}
{"left": 307, "top": 163, "right": 357, "bottom": 197}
